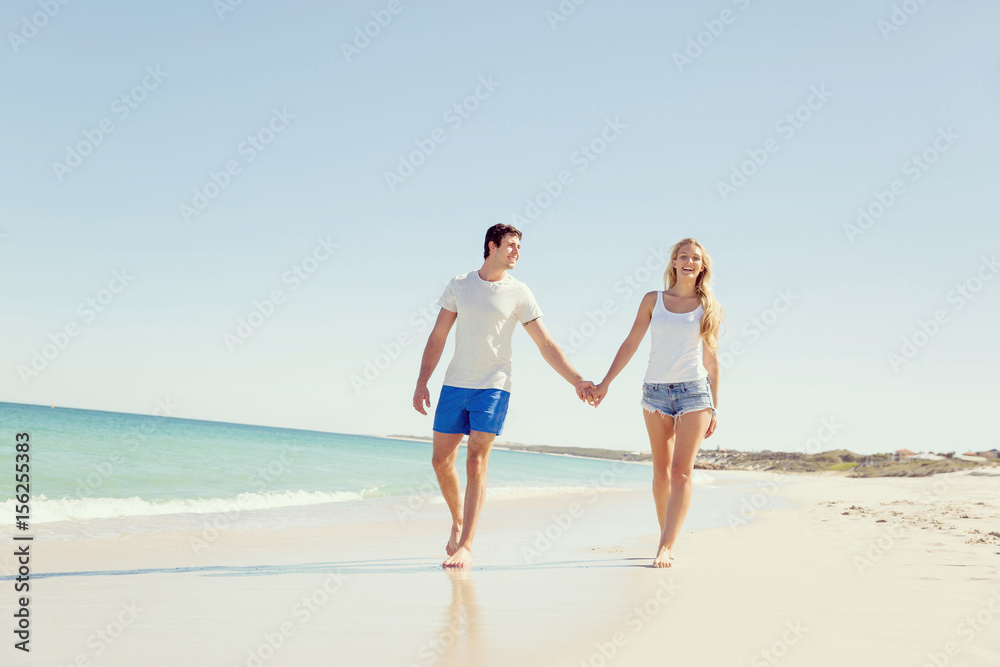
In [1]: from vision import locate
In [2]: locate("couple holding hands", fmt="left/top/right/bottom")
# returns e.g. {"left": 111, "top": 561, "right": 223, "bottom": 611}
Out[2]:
{"left": 412, "top": 224, "right": 722, "bottom": 568}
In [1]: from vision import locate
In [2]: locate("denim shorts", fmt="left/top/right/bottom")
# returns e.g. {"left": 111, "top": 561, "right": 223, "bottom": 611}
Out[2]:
{"left": 641, "top": 378, "right": 714, "bottom": 421}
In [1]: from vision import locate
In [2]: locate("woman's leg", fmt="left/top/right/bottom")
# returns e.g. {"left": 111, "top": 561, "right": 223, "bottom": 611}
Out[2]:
{"left": 654, "top": 408, "right": 712, "bottom": 567}
{"left": 643, "top": 408, "right": 676, "bottom": 534}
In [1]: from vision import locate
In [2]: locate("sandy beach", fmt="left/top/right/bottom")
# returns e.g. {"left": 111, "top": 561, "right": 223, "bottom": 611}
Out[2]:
{"left": 4, "top": 470, "right": 999, "bottom": 666}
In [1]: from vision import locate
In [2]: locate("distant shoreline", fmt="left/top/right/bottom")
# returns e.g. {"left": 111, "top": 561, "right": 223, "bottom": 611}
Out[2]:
{"left": 385, "top": 434, "right": 1000, "bottom": 477}
{"left": 385, "top": 434, "right": 649, "bottom": 464}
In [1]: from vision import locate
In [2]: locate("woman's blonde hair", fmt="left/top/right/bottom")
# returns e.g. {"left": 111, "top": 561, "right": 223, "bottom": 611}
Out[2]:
{"left": 663, "top": 238, "right": 724, "bottom": 352}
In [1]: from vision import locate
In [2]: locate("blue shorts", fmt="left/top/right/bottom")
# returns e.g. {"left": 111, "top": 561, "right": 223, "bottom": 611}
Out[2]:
{"left": 433, "top": 386, "right": 511, "bottom": 436}
{"left": 641, "top": 378, "right": 714, "bottom": 421}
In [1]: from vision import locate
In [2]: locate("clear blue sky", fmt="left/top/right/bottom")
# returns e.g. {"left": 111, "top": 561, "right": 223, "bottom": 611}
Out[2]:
{"left": 2, "top": 0, "right": 998, "bottom": 455}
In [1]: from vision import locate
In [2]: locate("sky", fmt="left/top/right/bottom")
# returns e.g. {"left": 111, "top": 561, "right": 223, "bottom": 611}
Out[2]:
{"left": 2, "top": 0, "right": 998, "bottom": 455}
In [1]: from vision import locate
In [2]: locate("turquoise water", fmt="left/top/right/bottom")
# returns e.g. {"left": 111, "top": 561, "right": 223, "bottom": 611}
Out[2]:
{"left": 0, "top": 402, "right": 787, "bottom": 528}
{"left": 0, "top": 402, "right": 654, "bottom": 522}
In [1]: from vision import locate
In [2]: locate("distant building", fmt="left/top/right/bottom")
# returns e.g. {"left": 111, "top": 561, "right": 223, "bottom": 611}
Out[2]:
{"left": 976, "top": 449, "right": 1000, "bottom": 459}
{"left": 911, "top": 453, "right": 946, "bottom": 461}
{"left": 959, "top": 455, "right": 987, "bottom": 463}
{"left": 893, "top": 449, "right": 916, "bottom": 462}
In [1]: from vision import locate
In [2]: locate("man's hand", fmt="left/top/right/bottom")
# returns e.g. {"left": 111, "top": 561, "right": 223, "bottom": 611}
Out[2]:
{"left": 575, "top": 379, "right": 597, "bottom": 405}
{"left": 412, "top": 309, "right": 456, "bottom": 416}
{"left": 585, "top": 382, "right": 608, "bottom": 408}
{"left": 413, "top": 383, "right": 431, "bottom": 415}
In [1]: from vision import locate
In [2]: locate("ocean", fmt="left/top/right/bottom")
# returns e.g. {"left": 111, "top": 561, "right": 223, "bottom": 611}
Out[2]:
{"left": 0, "top": 402, "right": 786, "bottom": 535}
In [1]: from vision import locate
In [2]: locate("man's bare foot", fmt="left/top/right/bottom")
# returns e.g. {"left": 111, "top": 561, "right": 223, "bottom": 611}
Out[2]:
{"left": 443, "top": 545, "right": 472, "bottom": 568}
{"left": 446, "top": 522, "right": 463, "bottom": 556}
{"left": 652, "top": 545, "right": 673, "bottom": 568}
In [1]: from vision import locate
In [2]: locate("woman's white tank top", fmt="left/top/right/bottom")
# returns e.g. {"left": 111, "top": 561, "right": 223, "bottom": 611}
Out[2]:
{"left": 643, "top": 292, "right": 708, "bottom": 383}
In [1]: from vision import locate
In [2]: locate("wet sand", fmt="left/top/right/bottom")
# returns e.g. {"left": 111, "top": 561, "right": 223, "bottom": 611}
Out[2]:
{"left": 3, "top": 471, "right": 998, "bottom": 666}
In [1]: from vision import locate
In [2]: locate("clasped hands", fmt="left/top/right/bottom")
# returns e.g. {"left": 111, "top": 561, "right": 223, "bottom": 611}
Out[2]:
{"left": 574, "top": 380, "right": 607, "bottom": 408}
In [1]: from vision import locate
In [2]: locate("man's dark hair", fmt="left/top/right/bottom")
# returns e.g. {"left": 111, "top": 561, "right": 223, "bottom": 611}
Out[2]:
{"left": 483, "top": 224, "right": 522, "bottom": 259}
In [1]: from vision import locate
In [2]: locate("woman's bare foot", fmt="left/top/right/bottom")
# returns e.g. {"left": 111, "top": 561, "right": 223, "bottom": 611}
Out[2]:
{"left": 652, "top": 545, "right": 673, "bottom": 568}
{"left": 446, "top": 522, "right": 462, "bottom": 556}
{"left": 443, "top": 545, "right": 472, "bottom": 568}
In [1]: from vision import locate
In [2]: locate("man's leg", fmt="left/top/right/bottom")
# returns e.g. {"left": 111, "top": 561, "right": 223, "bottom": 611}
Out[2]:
{"left": 443, "top": 429, "right": 495, "bottom": 568}
{"left": 432, "top": 431, "right": 466, "bottom": 556}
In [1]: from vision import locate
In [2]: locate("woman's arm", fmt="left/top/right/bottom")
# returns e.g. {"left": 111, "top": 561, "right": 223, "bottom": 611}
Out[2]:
{"left": 589, "top": 292, "right": 656, "bottom": 405}
{"left": 702, "top": 335, "right": 720, "bottom": 436}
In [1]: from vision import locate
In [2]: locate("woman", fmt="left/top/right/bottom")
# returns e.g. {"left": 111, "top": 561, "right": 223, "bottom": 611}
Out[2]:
{"left": 588, "top": 238, "right": 723, "bottom": 567}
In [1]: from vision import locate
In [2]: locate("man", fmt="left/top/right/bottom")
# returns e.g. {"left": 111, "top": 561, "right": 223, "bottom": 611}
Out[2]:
{"left": 412, "top": 224, "right": 595, "bottom": 568}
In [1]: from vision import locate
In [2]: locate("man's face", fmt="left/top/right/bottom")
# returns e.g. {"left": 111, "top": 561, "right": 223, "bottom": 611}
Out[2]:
{"left": 492, "top": 234, "right": 520, "bottom": 269}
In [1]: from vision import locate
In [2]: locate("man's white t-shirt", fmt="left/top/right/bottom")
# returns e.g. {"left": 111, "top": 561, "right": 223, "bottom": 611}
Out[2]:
{"left": 438, "top": 271, "right": 543, "bottom": 393}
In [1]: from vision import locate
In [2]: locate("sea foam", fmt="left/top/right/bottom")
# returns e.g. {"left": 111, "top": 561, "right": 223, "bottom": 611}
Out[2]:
{"left": 1, "top": 490, "right": 363, "bottom": 524}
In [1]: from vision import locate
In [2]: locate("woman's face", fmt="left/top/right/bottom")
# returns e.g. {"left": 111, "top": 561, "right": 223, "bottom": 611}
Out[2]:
{"left": 673, "top": 243, "right": 703, "bottom": 280}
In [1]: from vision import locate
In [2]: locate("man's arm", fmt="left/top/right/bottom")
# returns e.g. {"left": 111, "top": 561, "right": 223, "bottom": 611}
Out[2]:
{"left": 522, "top": 318, "right": 594, "bottom": 400}
{"left": 413, "top": 308, "right": 458, "bottom": 415}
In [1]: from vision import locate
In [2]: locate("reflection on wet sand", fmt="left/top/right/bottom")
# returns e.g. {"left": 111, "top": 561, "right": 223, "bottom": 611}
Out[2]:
{"left": 430, "top": 568, "right": 484, "bottom": 667}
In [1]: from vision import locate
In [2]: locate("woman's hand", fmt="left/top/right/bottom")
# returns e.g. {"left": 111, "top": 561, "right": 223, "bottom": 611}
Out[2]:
{"left": 586, "top": 382, "right": 609, "bottom": 408}
{"left": 704, "top": 412, "right": 717, "bottom": 437}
